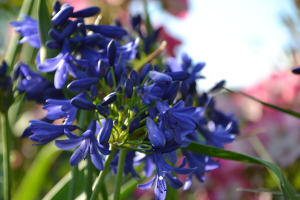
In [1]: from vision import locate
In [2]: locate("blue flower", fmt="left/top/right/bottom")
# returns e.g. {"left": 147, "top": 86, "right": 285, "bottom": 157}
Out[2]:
{"left": 55, "top": 120, "right": 111, "bottom": 170}
{"left": 156, "top": 100, "right": 198, "bottom": 143}
{"left": 138, "top": 149, "right": 195, "bottom": 200}
{"left": 10, "top": 15, "right": 40, "bottom": 48}
{"left": 25, "top": 120, "right": 77, "bottom": 145}
{"left": 38, "top": 39, "right": 86, "bottom": 89}
{"left": 43, "top": 92, "right": 87, "bottom": 125}
{"left": 182, "top": 150, "right": 219, "bottom": 190}
{"left": 141, "top": 84, "right": 165, "bottom": 105}
{"left": 16, "top": 62, "right": 64, "bottom": 104}
{"left": 148, "top": 71, "right": 172, "bottom": 89}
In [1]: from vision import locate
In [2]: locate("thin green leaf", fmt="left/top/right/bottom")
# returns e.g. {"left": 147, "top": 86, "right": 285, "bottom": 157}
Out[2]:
{"left": 37, "top": 0, "right": 57, "bottom": 63}
{"left": 224, "top": 88, "right": 300, "bottom": 119}
{"left": 236, "top": 188, "right": 300, "bottom": 197}
{"left": 12, "top": 143, "right": 61, "bottom": 200}
{"left": 184, "top": 141, "right": 297, "bottom": 200}
{"left": 5, "top": 0, "right": 35, "bottom": 73}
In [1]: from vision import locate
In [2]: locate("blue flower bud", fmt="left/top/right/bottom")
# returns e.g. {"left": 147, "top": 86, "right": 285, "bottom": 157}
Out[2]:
{"left": 71, "top": 98, "right": 96, "bottom": 110}
{"left": 107, "top": 71, "right": 113, "bottom": 88}
{"left": 148, "top": 107, "right": 157, "bottom": 118}
{"left": 209, "top": 80, "right": 226, "bottom": 94}
{"left": 67, "top": 77, "right": 99, "bottom": 92}
{"left": 49, "top": 28, "right": 62, "bottom": 42}
{"left": 82, "top": 34, "right": 104, "bottom": 45}
{"left": 0, "top": 61, "right": 8, "bottom": 77}
{"left": 77, "top": 70, "right": 88, "bottom": 79}
{"left": 167, "top": 92, "right": 177, "bottom": 105}
{"left": 119, "top": 72, "right": 128, "bottom": 86}
{"left": 131, "top": 14, "right": 141, "bottom": 31}
{"left": 185, "top": 95, "right": 193, "bottom": 107}
{"left": 292, "top": 66, "right": 300, "bottom": 74}
{"left": 146, "top": 117, "right": 166, "bottom": 148}
{"left": 86, "top": 25, "right": 127, "bottom": 39}
{"left": 121, "top": 125, "right": 127, "bottom": 131}
{"left": 118, "top": 106, "right": 124, "bottom": 113}
{"left": 61, "top": 18, "right": 84, "bottom": 39}
{"left": 114, "top": 120, "right": 118, "bottom": 126}
{"left": 104, "top": 106, "right": 110, "bottom": 116}
{"left": 107, "top": 40, "right": 117, "bottom": 66}
{"left": 136, "top": 86, "right": 144, "bottom": 98}
{"left": 125, "top": 79, "right": 133, "bottom": 98}
{"left": 140, "top": 63, "right": 153, "bottom": 84}
{"left": 114, "top": 86, "right": 122, "bottom": 94}
{"left": 12, "top": 62, "right": 20, "bottom": 81}
{"left": 52, "top": 5, "right": 74, "bottom": 28}
{"left": 52, "top": 1, "right": 61, "bottom": 14}
{"left": 71, "top": 6, "right": 100, "bottom": 18}
{"left": 130, "top": 106, "right": 138, "bottom": 116}
{"left": 165, "top": 71, "right": 190, "bottom": 81}
{"left": 130, "top": 70, "right": 139, "bottom": 86}
{"left": 129, "top": 116, "right": 140, "bottom": 134}
{"left": 101, "top": 93, "right": 117, "bottom": 106}
{"left": 148, "top": 71, "right": 172, "bottom": 89}
{"left": 77, "top": 23, "right": 86, "bottom": 36}
{"left": 98, "top": 118, "right": 113, "bottom": 144}
{"left": 90, "top": 85, "right": 98, "bottom": 100}
{"left": 97, "top": 60, "right": 109, "bottom": 78}
{"left": 46, "top": 41, "right": 61, "bottom": 49}
{"left": 162, "top": 81, "right": 179, "bottom": 100}
{"left": 97, "top": 105, "right": 109, "bottom": 118}
{"left": 180, "top": 81, "right": 188, "bottom": 100}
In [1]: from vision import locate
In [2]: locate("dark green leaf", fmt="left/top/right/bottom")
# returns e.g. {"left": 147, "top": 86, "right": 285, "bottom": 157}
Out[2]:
{"left": 225, "top": 88, "right": 300, "bottom": 119}
{"left": 37, "top": 0, "right": 58, "bottom": 63}
{"left": 184, "top": 141, "right": 297, "bottom": 200}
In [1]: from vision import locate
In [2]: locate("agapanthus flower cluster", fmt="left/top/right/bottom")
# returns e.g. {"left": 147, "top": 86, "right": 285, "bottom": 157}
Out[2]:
{"left": 8, "top": 1, "right": 239, "bottom": 199}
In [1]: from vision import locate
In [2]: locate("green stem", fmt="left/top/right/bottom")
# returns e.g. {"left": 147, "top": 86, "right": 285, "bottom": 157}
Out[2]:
{"left": 85, "top": 159, "right": 93, "bottom": 199}
{"left": 100, "top": 78, "right": 109, "bottom": 95}
{"left": 113, "top": 150, "right": 127, "bottom": 200}
{"left": 100, "top": 184, "right": 108, "bottom": 200}
{"left": 90, "top": 148, "right": 117, "bottom": 200}
{"left": 68, "top": 110, "right": 87, "bottom": 200}
{"left": 110, "top": 67, "right": 117, "bottom": 89}
{"left": 1, "top": 112, "right": 11, "bottom": 200}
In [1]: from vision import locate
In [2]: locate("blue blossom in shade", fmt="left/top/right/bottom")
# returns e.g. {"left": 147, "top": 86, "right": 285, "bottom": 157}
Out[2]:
{"left": 10, "top": 15, "right": 40, "bottom": 48}
{"left": 130, "top": 70, "right": 140, "bottom": 86}
{"left": 25, "top": 120, "right": 77, "bottom": 145}
{"left": 164, "top": 71, "right": 190, "bottom": 81}
{"left": 147, "top": 117, "right": 166, "bottom": 148}
{"left": 98, "top": 118, "right": 113, "bottom": 145}
{"left": 97, "top": 60, "right": 109, "bottom": 78}
{"left": 138, "top": 149, "right": 196, "bottom": 200}
{"left": 43, "top": 92, "right": 87, "bottom": 125}
{"left": 142, "top": 28, "right": 161, "bottom": 54}
{"left": 16, "top": 62, "right": 64, "bottom": 104}
{"left": 125, "top": 79, "right": 133, "bottom": 98}
{"left": 111, "top": 150, "right": 142, "bottom": 180}
{"left": 99, "top": 38, "right": 140, "bottom": 66}
{"left": 67, "top": 77, "right": 99, "bottom": 92}
{"left": 156, "top": 100, "right": 198, "bottom": 143}
{"left": 208, "top": 108, "right": 240, "bottom": 134}
{"left": 101, "top": 93, "right": 117, "bottom": 106}
{"left": 38, "top": 39, "right": 85, "bottom": 89}
{"left": 198, "top": 122, "right": 235, "bottom": 148}
{"left": 130, "top": 14, "right": 142, "bottom": 32}
{"left": 90, "top": 85, "right": 98, "bottom": 100}
{"left": 71, "top": 6, "right": 100, "bottom": 18}
{"left": 136, "top": 86, "right": 144, "bottom": 98}
{"left": 141, "top": 84, "right": 165, "bottom": 105}
{"left": 55, "top": 120, "right": 111, "bottom": 170}
{"left": 97, "top": 105, "right": 109, "bottom": 118}
{"left": 182, "top": 150, "right": 219, "bottom": 190}
{"left": 140, "top": 63, "right": 153, "bottom": 84}
{"left": 162, "top": 81, "right": 179, "bottom": 100}
{"left": 292, "top": 66, "right": 300, "bottom": 74}
{"left": 71, "top": 98, "right": 96, "bottom": 110}
{"left": 185, "top": 95, "right": 193, "bottom": 107}
{"left": 148, "top": 71, "right": 172, "bottom": 89}
{"left": 209, "top": 80, "right": 226, "bottom": 94}
{"left": 86, "top": 24, "right": 128, "bottom": 39}
{"left": 129, "top": 116, "right": 140, "bottom": 134}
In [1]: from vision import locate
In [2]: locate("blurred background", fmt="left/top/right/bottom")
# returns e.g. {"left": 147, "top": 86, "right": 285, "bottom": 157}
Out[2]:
{"left": 2, "top": 0, "right": 300, "bottom": 199}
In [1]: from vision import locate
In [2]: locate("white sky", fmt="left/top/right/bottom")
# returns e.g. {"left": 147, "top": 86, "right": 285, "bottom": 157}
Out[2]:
{"left": 129, "top": 0, "right": 298, "bottom": 90}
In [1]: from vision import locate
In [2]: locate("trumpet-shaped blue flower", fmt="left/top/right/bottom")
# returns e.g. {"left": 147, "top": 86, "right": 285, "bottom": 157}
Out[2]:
{"left": 16, "top": 62, "right": 64, "bottom": 104}
{"left": 55, "top": 120, "right": 111, "bottom": 170}
{"left": 141, "top": 84, "right": 165, "bottom": 105}
{"left": 10, "top": 15, "right": 40, "bottom": 48}
{"left": 38, "top": 39, "right": 86, "bottom": 89}
{"left": 25, "top": 120, "right": 77, "bottom": 145}
{"left": 43, "top": 92, "right": 87, "bottom": 125}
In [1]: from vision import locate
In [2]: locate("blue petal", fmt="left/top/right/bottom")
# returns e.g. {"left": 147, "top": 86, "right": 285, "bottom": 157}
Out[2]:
{"left": 165, "top": 173, "right": 183, "bottom": 189}
{"left": 148, "top": 71, "right": 172, "bottom": 89}
{"left": 54, "top": 58, "right": 68, "bottom": 89}
{"left": 98, "top": 118, "right": 113, "bottom": 144}
{"left": 55, "top": 138, "right": 83, "bottom": 150}
{"left": 146, "top": 117, "right": 166, "bottom": 148}
{"left": 67, "top": 78, "right": 99, "bottom": 92}
{"left": 137, "top": 176, "right": 156, "bottom": 190}
{"left": 90, "top": 141, "right": 104, "bottom": 170}
{"left": 70, "top": 139, "right": 88, "bottom": 166}
{"left": 71, "top": 98, "right": 96, "bottom": 110}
